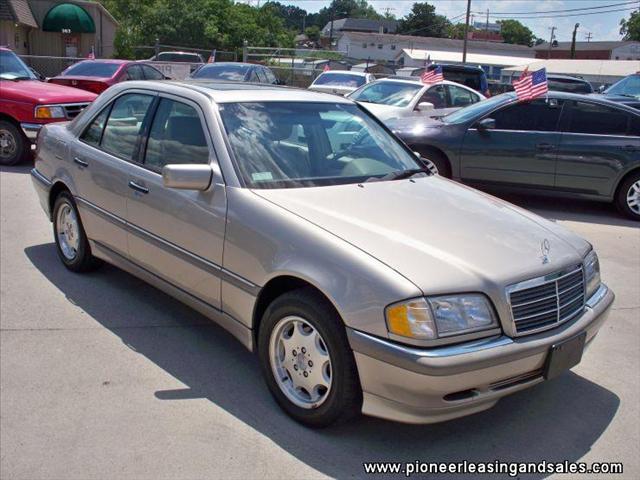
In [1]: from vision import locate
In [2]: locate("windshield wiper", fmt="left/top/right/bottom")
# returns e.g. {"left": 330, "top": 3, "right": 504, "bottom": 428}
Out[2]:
{"left": 365, "top": 168, "right": 431, "bottom": 182}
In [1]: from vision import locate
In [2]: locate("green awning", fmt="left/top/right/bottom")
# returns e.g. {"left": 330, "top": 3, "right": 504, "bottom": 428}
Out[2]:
{"left": 42, "top": 3, "right": 96, "bottom": 33}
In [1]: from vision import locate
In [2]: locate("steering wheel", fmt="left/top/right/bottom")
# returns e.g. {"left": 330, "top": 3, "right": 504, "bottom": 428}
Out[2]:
{"left": 330, "top": 129, "right": 370, "bottom": 162}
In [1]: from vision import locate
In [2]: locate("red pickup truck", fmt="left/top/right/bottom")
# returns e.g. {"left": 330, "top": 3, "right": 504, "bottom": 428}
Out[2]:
{"left": 0, "top": 47, "right": 97, "bottom": 166}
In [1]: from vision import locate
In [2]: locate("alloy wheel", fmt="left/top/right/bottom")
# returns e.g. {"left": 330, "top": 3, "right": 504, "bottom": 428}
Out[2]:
{"left": 56, "top": 203, "right": 80, "bottom": 260}
{"left": 627, "top": 180, "right": 640, "bottom": 215}
{"left": 0, "top": 128, "right": 17, "bottom": 160}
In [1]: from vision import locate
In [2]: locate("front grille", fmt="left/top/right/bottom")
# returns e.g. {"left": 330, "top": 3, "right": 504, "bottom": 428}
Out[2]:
{"left": 62, "top": 103, "right": 90, "bottom": 119}
{"left": 508, "top": 265, "right": 585, "bottom": 335}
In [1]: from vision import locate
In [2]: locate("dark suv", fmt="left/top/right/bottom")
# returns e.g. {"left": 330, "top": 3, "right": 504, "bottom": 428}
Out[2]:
{"left": 408, "top": 64, "right": 489, "bottom": 96}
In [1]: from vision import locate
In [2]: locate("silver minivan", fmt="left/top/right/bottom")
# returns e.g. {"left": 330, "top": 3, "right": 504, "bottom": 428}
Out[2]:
{"left": 31, "top": 81, "right": 614, "bottom": 427}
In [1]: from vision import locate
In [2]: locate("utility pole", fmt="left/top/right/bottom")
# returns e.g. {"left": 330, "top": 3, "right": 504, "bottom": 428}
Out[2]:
{"left": 462, "top": 0, "right": 472, "bottom": 64}
{"left": 585, "top": 32, "right": 593, "bottom": 42}
{"left": 485, "top": 8, "right": 490, "bottom": 37}
{"left": 547, "top": 26, "right": 556, "bottom": 59}
{"left": 570, "top": 23, "right": 580, "bottom": 59}
{"left": 328, "top": 8, "right": 334, "bottom": 49}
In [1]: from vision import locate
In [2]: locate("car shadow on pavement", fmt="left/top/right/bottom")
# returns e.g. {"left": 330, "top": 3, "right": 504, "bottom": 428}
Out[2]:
{"left": 0, "top": 164, "right": 33, "bottom": 175}
{"left": 25, "top": 243, "right": 620, "bottom": 479}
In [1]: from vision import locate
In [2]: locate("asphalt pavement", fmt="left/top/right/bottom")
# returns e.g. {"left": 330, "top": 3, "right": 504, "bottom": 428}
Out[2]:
{"left": 1, "top": 164, "right": 639, "bottom": 479}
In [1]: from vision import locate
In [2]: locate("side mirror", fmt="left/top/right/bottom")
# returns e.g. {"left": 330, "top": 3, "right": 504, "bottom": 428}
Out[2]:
{"left": 162, "top": 164, "right": 212, "bottom": 190}
{"left": 477, "top": 118, "right": 496, "bottom": 131}
{"left": 597, "top": 85, "right": 606, "bottom": 93}
{"left": 416, "top": 101, "right": 435, "bottom": 112}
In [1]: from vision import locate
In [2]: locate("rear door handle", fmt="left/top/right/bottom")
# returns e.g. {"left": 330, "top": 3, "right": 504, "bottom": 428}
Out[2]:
{"left": 128, "top": 180, "right": 149, "bottom": 194}
{"left": 536, "top": 143, "right": 555, "bottom": 151}
{"left": 73, "top": 157, "right": 88, "bottom": 167}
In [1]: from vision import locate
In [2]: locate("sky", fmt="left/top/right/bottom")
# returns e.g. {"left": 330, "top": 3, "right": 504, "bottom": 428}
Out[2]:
{"left": 258, "top": 0, "right": 639, "bottom": 42}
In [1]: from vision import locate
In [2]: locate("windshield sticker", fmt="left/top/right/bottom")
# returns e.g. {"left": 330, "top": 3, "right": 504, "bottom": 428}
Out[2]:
{"left": 252, "top": 172, "right": 273, "bottom": 182}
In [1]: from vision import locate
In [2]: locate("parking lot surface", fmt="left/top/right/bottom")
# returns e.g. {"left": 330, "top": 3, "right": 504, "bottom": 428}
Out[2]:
{"left": 1, "top": 164, "right": 639, "bottom": 479}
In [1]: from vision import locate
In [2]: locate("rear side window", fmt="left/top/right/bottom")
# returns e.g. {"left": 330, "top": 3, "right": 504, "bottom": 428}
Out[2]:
{"left": 566, "top": 101, "right": 629, "bottom": 136}
{"left": 101, "top": 93, "right": 155, "bottom": 160}
{"left": 446, "top": 85, "right": 479, "bottom": 108}
{"left": 80, "top": 106, "right": 110, "bottom": 146}
{"left": 263, "top": 68, "right": 277, "bottom": 84}
{"left": 489, "top": 99, "right": 561, "bottom": 132}
{"left": 142, "top": 65, "right": 164, "bottom": 80}
{"left": 125, "top": 65, "right": 144, "bottom": 80}
{"left": 418, "top": 85, "right": 447, "bottom": 109}
{"left": 144, "top": 98, "right": 209, "bottom": 170}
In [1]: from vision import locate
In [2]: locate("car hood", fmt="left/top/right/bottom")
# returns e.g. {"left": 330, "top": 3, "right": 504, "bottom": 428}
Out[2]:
{"left": 253, "top": 177, "right": 590, "bottom": 295}
{"left": 0, "top": 79, "right": 97, "bottom": 104}
{"left": 357, "top": 102, "right": 405, "bottom": 120}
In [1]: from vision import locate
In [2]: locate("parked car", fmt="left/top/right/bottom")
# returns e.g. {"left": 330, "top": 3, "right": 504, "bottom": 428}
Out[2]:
{"left": 190, "top": 62, "right": 279, "bottom": 84}
{"left": 348, "top": 78, "right": 485, "bottom": 122}
{"left": 308, "top": 71, "right": 374, "bottom": 96}
{"left": 0, "top": 47, "right": 96, "bottom": 166}
{"left": 47, "top": 60, "right": 167, "bottom": 94}
{"left": 546, "top": 74, "right": 593, "bottom": 94}
{"left": 387, "top": 91, "right": 640, "bottom": 220}
{"left": 396, "top": 63, "right": 490, "bottom": 96}
{"left": 31, "top": 80, "right": 613, "bottom": 427}
{"left": 149, "top": 51, "right": 205, "bottom": 63}
{"left": 591, "top": 73, "right": 640, "bottom": 109}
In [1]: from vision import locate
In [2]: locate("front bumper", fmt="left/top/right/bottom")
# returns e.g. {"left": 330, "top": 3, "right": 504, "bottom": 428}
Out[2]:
{"left": 348, "top": 284, "right": 614, "bottom": 424}
{"left": 20, "top": 122, "right": 43, "bottom": 141}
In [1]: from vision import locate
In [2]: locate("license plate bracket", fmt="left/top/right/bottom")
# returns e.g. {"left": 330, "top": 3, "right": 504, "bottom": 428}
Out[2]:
{"left": 544, "top": 332, "right": 587, "bottom": 380}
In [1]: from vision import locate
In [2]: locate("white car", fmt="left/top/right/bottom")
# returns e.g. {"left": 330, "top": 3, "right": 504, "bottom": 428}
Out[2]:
{"left": 347, "top": 77, "right": 485, "bottom": 122}
{"left": 308, "top": 71, "right": 375, "bottom": 96}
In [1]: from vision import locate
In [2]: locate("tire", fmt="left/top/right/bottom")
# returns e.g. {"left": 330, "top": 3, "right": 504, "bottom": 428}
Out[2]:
{"left": 52, "top": 191, "right": 102, "bottom": 272}
{"left": 258, "top": 287, "right": 362, "bottom": 428}
{"left": 417, "top": 149, "right": 451, "bottom": 178}
{"left": 615, "top": 171, "right": 640, "bottom": 221}
{"left": 0, "top": 120, "right": 28, "bottom": 166}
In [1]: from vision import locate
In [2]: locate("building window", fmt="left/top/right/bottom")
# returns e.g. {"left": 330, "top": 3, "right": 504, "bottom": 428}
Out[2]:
{"left": 362, "top": 43, "right": 367, "bottom": 48}
{"left": 390, "top": 45, "right": 396, "bottom": 50}
{"left": 378, "top": 44, "right": 383, "bottom": 49}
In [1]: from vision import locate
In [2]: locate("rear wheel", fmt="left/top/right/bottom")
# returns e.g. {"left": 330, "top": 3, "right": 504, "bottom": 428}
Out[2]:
{"left": 53, "top": 191, "right": 102, "bottom": 272}
{"left": 0, "top": 120, "right": 28, "bottom": 166}
{"left": 615, "top": 171, "right": 640, "bottom": 221}
{"left": 258, "top": 288, "right": 362, "bottom": 428}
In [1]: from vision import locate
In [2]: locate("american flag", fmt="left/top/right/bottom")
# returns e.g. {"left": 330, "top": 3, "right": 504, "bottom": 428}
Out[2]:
{"left": 421, "top": 65, "right": 443, "bottom": 84}
{"left": 513, "top": 67, "right": 548, "bottom": 101}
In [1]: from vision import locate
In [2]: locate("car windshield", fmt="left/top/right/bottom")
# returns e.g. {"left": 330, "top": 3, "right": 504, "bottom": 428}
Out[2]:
{"left": 605, "top": 75, "right": 640, "bottom": 98}
{"left": 349, "top": 81, "right": 422, "bottom": 107}
{"left": 192, "top": 64, "right": 250, "bottom": 81}
{"left": 63, "top": 61, "right": 120, "bottom": 77}
{"left": 314, "top": 73, "right": 366, "bottom": 87}
{"left": 442, "top": 93, "right": 513, "bottom": 124}
{"left": 0, "top": 50, "right": 36, "bottom": 80}
{"left": 219, "top": 102, "right": 421, "bottom": 188}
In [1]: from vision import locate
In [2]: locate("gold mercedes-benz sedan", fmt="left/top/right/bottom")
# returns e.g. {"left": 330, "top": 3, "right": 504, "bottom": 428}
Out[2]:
{"left": 31, "top": 81, "right": 614, "bottom": 427}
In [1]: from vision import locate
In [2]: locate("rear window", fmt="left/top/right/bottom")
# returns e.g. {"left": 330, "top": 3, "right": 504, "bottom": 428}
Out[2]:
{"left": 314, "top": 73, "right": 366, "bottom": 87}
{"left": 63, "top": 62, "right": 120, "bottom": 78}
{"left": 439, "top": 69, "right": 482, "bottom": 92}
{"left": 191, "top": 64, "right": 251, "bottom": 81}
{"left": 548, "top": 78, "right": 593, "bottom": 94}
{"left": 157, "top": 53, "right": 202, "bottom": 63}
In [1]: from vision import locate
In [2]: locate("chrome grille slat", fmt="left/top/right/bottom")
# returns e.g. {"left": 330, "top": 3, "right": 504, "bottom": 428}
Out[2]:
{"left": 508, "top": 265, "right": 586, "bottom": 336}
{"left": 62, "top": 103, "right": 90, "bottom": 119}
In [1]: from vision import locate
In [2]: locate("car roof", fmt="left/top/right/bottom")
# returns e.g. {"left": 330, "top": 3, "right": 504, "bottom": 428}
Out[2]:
{"left": 318, "top": 70, "right": 369, "bottom": 77}
{"left": 199, "top": 62, "right": 256, "bottom": 68}
{"left": 546, "top": 74, "right": 588, "bottom": 82}
{"left": 125, "top": 80, "right": 355, "bottom": 104}
{"left": 75, "top": 59, "right": 130, "bottom": 65}
{"left": 367, "top": 77, "right": 461, "bottom": 87}
{"left": 497, "top": 91, "right": 639, "bottom": 113}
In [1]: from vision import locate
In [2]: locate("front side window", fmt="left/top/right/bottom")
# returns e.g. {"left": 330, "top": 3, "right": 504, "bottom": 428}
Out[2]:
{"left": 418, "top": 85, "right": 447, "bottom": 109}
{"left": 126, "top": 65, "right": 144, "bottom": 80}
{"left": 263, "top": 68, "right": 277, "bottom": 84}
{"left": 489, "top": 99, "right": 562, "bottom": 132}
{"left": 144, "top": 98, "right": 209, "bottom": 170}
{"left": 101, "top": 93, "right": 155, "bottom": 160}
{"left": 142, "top": 65, "right": 164, "bottom": 80}
{"left": 349, "top": 81, "right": 422, "bottom": 107}
{"left": 219, "top": 102, "right": 421, "bottom": 188}
{"left": 80, "top": 106, "right": 111, "bottom": 146}
{"left": 565, "top": 101, "right": 629, "bottom": 136}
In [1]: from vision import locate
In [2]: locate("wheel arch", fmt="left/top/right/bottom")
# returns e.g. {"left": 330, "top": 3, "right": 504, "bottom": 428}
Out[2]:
{"left": 0, "top": 113, "right": 21, "bottom": 128}
{"left": 614, "top": 166, "right": 640, "bottom": 199}
{"left": 413, "top": 144, "right": 453, "bottom": 177}
{"left": 48, "top": 181, "right": 72, "bottom": 221}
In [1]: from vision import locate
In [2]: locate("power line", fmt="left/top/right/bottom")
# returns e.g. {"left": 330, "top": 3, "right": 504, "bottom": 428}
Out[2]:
{"left": 470, "top": 0, "right": 639, "bottom": 16}
{"left": 477, "top": 6, "right": 638, "bottom": 21}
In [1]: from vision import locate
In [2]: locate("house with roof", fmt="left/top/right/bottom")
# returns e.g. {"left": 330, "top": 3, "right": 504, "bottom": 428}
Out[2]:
{"left": 0, "top": 0, "right": 117, "bottom": 60}
{"left": 534, "top": 40, "right": 640, "bottom": 60}
{"left": 321, "top": 18, "right": 398, "bottom": 39}
{"left": 336, "top": 31, "right": 535, "bottom": 65}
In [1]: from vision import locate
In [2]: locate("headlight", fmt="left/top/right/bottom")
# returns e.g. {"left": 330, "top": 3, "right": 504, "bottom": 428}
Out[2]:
{"left": 584, "top": 250, "right": 601, "bottom": 299}
{"left": 34, "top": 105, "right": 66, "bottom": 119}
{"left": 386, "top": 294, "right": 498, "bottom": 340}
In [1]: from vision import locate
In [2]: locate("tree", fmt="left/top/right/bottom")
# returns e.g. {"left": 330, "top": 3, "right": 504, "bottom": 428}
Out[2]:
{"left": 620, "top": 11, "right": 640, "bottom": 41}
{"left": 497, "top": 19, "right": 535, "bottom": 46}
{"left": 264, "top": 1, "right": 308, "bottom": 32}
{"left": 304, "top": 26, "right": 321, "bottom": 42}
{"left": 310, "top": 0, "right": 383, "bottom": 30}
{"left": 398, "top": 3, "right": 451, "bottom": 38}
{"left": 448, "top": 23, "right": 474, "bottom": 40}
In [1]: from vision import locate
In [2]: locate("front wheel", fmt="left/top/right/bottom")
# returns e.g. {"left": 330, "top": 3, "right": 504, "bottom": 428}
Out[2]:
{"left": 0, "top": 120, "right": 28, "bottom": 166}
{"left": 615, "top": 172, "right": 640, "bottom": 221}
{"left": 258, "top": 288, "right": 362, "bottom": 427}
{"left": 53, "top": 191, "right": 102, "bottom": 272}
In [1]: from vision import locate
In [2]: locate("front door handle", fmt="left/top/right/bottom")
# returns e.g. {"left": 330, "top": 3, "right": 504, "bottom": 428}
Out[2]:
{"left": 536, "top": 143, "right": 555, "bottom": 151}
{"left": 73, "top": 157, "right": 88, "bottom": 167}
{"left": 128, "top": 180, "right": 149, "bottom": 194}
